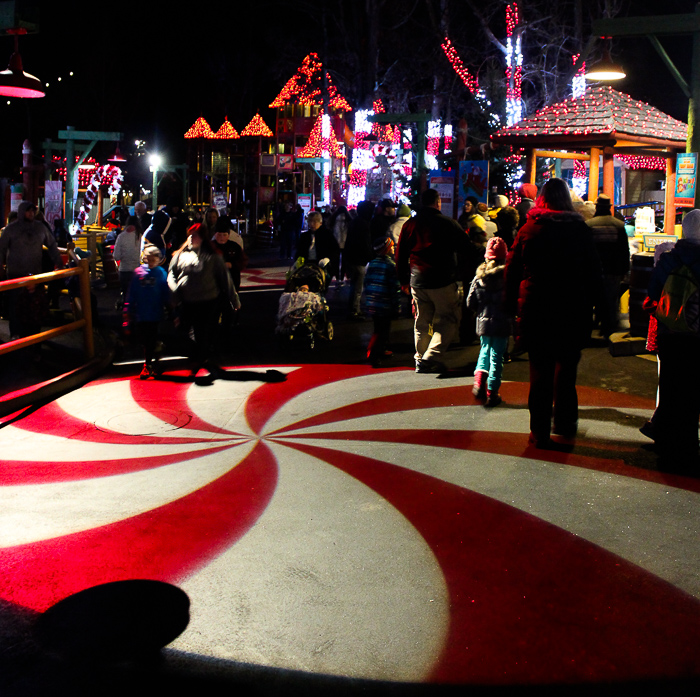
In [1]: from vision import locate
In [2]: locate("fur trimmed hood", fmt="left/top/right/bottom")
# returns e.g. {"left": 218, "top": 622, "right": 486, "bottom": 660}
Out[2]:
{"left": 475, "top": 259, "right": 505, "bottom": 280}
{"left": 526, "top": 207, "right": 584, "bottom": 224}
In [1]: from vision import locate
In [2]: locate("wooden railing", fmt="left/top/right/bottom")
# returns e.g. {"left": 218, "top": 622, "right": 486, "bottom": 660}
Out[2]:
{"left": 0, "top": 257, "right": 94, "bottom": 359}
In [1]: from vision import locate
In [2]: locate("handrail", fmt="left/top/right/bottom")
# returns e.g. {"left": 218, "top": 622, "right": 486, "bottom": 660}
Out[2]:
{"left": 0, "top": 258, "right": 94, "bottom": 359}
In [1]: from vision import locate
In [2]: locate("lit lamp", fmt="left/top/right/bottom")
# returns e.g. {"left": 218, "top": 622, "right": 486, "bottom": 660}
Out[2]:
{"left": 584, "top": 41, "right": 626, "bottom": 81}
{"left": 0, "top": 28, "right": 44, "bottom": 98}
{"left": 149, "top": 153, "right": 162, "bottom": 210}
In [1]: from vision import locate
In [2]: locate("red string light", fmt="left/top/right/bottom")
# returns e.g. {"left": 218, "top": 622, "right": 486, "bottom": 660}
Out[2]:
{"left": 184, "top": 117, "right": 215, "bottom": 139}
{"left": 441, "top": 37, "right": 478, "bottom": 94}
{"left": 241, "top": 113, "right": 273, "bottom": 137}
{"left": 298, "top": 112, "right": 344, "bottom": 158}
{"left": 269, "top": 53, "right": 352, "bottom": 112}
{"left": 212, "top": 118, "right": 240, "bottom": 139}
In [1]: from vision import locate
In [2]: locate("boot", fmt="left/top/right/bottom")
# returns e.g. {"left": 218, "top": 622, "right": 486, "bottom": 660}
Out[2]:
{"left": 485, "top": 389, "right": 502, "bottom": 408}
{"left": 472, "top": 370, "right": 487, "bottom": 399}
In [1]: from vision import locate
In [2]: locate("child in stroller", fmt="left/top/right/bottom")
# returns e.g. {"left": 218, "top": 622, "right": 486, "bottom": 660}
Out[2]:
{"left": 276, "top": 261, "right": 333, "bottom": 348}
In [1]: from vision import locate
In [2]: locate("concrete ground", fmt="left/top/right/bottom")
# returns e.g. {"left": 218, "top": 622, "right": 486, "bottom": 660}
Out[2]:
{"left": 0, "top": 246, "right": 699, "bottom": 696}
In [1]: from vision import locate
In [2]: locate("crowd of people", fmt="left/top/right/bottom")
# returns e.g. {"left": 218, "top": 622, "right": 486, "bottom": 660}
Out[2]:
{"left": 3, "top": 181, "right": 699, "bottom": 464}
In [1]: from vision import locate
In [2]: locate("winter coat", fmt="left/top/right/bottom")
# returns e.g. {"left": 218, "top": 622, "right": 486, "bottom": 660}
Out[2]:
{"left": 586, "top": 214, "right": 630, "bottom": 277}
{"left": 0, "top": 201, "right": 63, "bottom": 278}
{"left": 504, "top": 207, "right": 602, "bottom": 349}
{"left": 344, "top": 202, "right": 374, "bottom": 266}
{"left": 396, "top": 206, "right": 473, "bottom": 289}
{"left": 296, "top": 227, "right": 340, "bottom": 279}
{"left": 466, "top": 260, "right": 511, "bottom": 336}
{"left": 647, "top": 238, "right": 700, "bottom": 338}
{"left": 168, "top": 244, "right": 239, "bottom": 308}
{"left": 113, "top": 229, "right": 142, "bottom": 273}
{"left": 363, "top": 255, "right": 401, "bottom": 317}
{"left": 141, "top": 210, "right": 171, "bottom": 256}
{"left": 125, "top": 264, "right": 170, "bottom": 322}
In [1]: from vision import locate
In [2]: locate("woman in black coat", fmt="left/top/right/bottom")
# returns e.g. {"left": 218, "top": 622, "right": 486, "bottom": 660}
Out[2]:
{"left": 504, "top": 178, "right": 602, "bottom": 447}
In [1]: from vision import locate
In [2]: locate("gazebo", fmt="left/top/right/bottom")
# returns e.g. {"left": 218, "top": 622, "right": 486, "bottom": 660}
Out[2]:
{"left": 491, "top": 86, "right": 688, "bottom": 233}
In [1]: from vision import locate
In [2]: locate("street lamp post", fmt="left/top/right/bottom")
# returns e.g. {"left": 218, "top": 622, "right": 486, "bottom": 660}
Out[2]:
{"left": 149, "top": 154, "right": 162, "bottom": 211}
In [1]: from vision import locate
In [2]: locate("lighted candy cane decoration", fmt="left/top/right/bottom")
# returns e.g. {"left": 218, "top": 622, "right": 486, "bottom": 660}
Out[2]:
{"left": 74, "top": 165, "right": 124, "bottom": 231}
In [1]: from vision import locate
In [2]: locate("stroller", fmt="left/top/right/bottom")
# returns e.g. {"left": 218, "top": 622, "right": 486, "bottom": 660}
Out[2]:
{"left": 275, "top": 261, "right": 334, "bottom": 348}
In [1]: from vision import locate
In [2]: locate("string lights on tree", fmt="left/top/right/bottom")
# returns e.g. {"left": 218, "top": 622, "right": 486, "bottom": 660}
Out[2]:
{"left": 571, "top": 54, "right": 587, "bottom": 99}
{"left": 505, "top": 3, "right": 523, "bottom": 127}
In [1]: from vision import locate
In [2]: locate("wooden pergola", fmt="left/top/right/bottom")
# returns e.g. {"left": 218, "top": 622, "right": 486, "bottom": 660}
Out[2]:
{"left": 491, "top": 86, "right": 688, "bottom": 233}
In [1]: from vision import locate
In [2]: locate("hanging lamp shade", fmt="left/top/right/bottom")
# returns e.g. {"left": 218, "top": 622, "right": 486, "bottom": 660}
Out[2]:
{"left": 585, "top": 43, "right": 626, "bottom": 81}
{"left": 0, "top": 33, "right": 44, "bottom": 98}
{"left": 108, "top": 144, "right": 127, "bottom": 163}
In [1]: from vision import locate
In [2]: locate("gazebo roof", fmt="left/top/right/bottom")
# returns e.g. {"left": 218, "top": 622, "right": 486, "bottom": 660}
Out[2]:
{"left": 491, "top": 86, "right": 687, "bottom": 148}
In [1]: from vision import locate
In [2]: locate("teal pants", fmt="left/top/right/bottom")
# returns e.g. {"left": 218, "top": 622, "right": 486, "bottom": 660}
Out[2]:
{"left": 476, "top": 335, "right": 508, "bottom": 392}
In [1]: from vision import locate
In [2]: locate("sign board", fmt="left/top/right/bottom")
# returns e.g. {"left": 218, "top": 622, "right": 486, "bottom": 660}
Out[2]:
{"left": 458, "top": 161, "right": 489, "bottom": 213}
{"left": 213, "top": 193, "right": 228, "bottom": 213}
{"left": 44, "top": 180, "right": 63, "bottom": 226}
{"left": 674, "top": 152, "right": 697, "bottom": 208}
{"left": 643, "top": 234, "right": 678, "bottom": 252}
{"left": 297, "top": 194, "right": 313, "bottom": 223}
{"left": 430, "top": 170, "right": 456, "bottom": 218}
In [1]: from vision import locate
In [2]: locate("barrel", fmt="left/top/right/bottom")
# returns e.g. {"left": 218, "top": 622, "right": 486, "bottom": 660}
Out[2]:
{"left": 628, "top": 252, "right": 654, "bottom": 338}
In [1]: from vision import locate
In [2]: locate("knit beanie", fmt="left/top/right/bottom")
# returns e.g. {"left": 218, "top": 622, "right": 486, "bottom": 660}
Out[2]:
{"left": 682, "top": 209, "right": 700, "bottom": 243}
{"left": 397, "top": 203, "right": 411, "bottom": 218}
{"left": 493, "top": 194, "right": 508, "bottom": 209}
{"left": 518, "top": 183, "right": 537, "bottom": 200}
{"left": 485, "top": 236, "right": 507, "bottom": 261}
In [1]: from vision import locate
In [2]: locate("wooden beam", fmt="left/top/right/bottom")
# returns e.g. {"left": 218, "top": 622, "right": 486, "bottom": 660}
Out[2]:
{"left": 533, "top": 150, "right": 590, "bottom": 161}
{"left": 525, "top": 149, "right": 536, "bottom": 184}
{"left": 603, "top": 147, "right": 615, "bottom": 204}
{"left": 589, "top": 147, "right": 601, "bottom": 202}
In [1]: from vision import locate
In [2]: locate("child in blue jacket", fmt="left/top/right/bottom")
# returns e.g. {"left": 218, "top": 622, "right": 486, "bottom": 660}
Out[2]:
{"left": 125, "top": 244, "right": 171, "bottom": 379}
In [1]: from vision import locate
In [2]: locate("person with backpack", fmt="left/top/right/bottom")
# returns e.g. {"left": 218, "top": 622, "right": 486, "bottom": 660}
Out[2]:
{"left": 646, "top": 209, "right": 700, "bottom": 465}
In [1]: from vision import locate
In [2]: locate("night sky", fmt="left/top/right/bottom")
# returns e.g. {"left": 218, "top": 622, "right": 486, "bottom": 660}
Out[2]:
{"left": 1, "top": 0, "right": 698, "bottom": 180}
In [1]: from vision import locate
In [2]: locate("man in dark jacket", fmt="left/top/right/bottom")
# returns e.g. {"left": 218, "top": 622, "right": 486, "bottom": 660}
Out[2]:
{"left": 397, "top": 187, "right": 472, "bottom": 373}
{"left": 344, "top": 200, "right": 375, "bottom": 319}
{"left": 0, "top": 201, "right": 64, "bottom": 338}
{"left": 586, "top": 194, "right": 630, "bottom": 338}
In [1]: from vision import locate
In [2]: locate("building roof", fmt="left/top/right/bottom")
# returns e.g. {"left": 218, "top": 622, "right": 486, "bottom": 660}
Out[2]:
{"left": 491, "top": 86, "right": 687, "bottom": 147}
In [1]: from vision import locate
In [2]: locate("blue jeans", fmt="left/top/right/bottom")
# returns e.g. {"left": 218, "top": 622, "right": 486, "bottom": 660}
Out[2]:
{"left": 476, "top": 335, "right": 508, "bottom": 392}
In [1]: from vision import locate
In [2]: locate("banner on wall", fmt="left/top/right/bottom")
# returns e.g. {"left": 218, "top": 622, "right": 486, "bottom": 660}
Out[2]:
{"left": 674, "top": 153, "right": 697, "bottom": 208}
{"left": 44, "top": 180, "right": 63, "bottom": 227}
{"left": 458, "top": 161, "right": 489, "bottom": 214}
{"left": 429, "top": 170, "right": 456, "bottom": 218}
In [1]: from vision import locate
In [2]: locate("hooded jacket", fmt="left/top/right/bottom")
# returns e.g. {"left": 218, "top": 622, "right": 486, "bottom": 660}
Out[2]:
{"left": 466, "top": 259, "right": 511, "bottom": 336}
{"left": 0, "top": 201, "right": 63, "bottom": 278}
{"left": 142, "top": 210, "right": 171, "bottom": 255}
